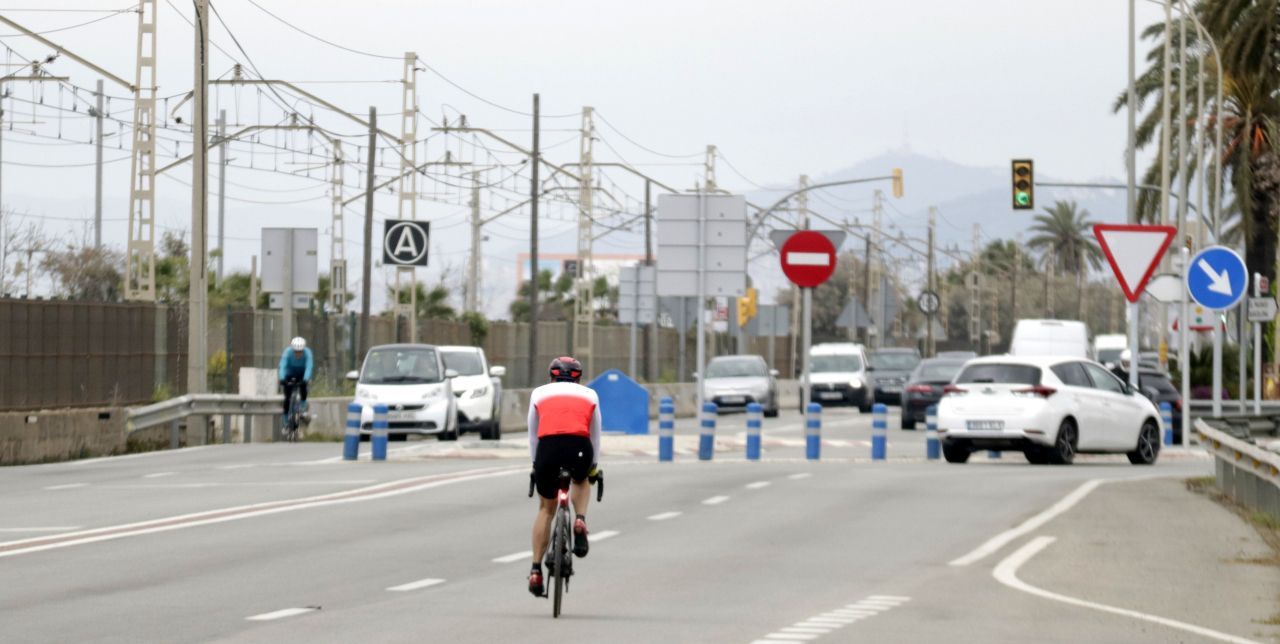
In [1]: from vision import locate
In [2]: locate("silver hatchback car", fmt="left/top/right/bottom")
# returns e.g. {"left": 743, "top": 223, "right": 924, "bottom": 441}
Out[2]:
{"left": 701, "top": 354, "right": 780, "bottom": 417}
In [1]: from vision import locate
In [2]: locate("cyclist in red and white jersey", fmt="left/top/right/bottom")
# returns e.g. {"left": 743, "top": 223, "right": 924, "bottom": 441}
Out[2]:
{"left": 526, "top": 356, "right": 601, "bottom": 597}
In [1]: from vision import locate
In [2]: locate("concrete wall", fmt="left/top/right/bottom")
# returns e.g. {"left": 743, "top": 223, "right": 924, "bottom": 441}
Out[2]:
{"left": 0, "top": 408, "right": 128, "bottom": 465}
{"left": 303, "top": 379, "right": 803, "bottom": 438}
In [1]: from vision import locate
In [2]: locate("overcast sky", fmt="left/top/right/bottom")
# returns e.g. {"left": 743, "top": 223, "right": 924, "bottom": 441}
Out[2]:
{"left": 1, "top": 0, "right": 1168, "bottom": 311}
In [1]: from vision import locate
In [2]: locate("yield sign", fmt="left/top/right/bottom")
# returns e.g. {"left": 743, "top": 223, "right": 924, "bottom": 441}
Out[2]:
{"left": 1093, "top": 224, "right": 1176, "bottom": 303}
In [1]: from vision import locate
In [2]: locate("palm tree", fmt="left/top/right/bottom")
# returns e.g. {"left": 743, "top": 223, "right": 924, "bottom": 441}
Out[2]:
{"left": 1117, "top": 1, "right": 1280, "bottom": 283}
{"left": 1027, "top": 201, "right": 1104, "bottom": 318}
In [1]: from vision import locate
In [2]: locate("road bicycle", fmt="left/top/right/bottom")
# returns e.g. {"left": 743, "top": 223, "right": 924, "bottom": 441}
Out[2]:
{"left": 529, "top": 467, "right": 603, "bottom": 618}
{"left": 282, "top": 377, "right": 304, "bottom": 443}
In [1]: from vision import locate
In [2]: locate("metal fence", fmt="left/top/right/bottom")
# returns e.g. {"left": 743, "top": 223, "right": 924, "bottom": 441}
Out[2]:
{"left": 3, "top": 298, "right": 818, "bottom": 410}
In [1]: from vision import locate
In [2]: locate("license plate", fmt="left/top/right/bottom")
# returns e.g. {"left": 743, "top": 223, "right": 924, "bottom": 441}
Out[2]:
{"left": 819, "top": 392, "right": 843, "bottom": 400}
{"left": 882, "top": 386, "right": 901, "bottom": 393}
{"left": 387, "top": 411, "right": 410, "bottom": 421}
{"left": 721, "top": 396, "right": 745, "bottom": 405}
{"left": 967, "top": 420, "right": 1004, "bottom": 431}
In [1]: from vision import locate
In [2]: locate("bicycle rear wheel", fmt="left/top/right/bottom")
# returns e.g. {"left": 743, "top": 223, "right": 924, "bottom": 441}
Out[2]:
{"left": 552, "top": 508, "right": 567, "bottom": 618}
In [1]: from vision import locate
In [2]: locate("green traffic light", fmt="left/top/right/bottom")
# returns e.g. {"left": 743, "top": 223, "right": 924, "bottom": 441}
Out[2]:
{"left": 1015, "top": 192, "right": 1030, "bottom": 206}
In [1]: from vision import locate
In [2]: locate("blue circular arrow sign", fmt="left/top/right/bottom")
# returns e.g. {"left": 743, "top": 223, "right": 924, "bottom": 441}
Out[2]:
{"left": 1186, "top": 245, "right": 1248, "bottom": 310}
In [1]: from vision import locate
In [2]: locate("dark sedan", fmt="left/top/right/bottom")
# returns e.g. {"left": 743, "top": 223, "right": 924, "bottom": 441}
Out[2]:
{"left": 900, "top": 358, "right": 968, "bottom": 429}
{"left": 870, "top": 347, "right": 921, "bottom": 406}
{"left": 1137, "top": 369, "right": 1183, "bottom": 442}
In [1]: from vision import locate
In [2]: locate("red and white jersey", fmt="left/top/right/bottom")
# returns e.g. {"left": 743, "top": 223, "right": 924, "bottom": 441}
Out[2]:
{"left": 528, "top": 381, "right": 602, "bottom": 460}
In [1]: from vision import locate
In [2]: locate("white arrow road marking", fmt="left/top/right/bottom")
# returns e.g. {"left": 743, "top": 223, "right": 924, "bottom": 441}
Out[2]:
{"left": 1198, "top": 258, "right": 1234, "bottom": 295}
{"left": 786, "top": 252, "right": 830, "bottom": 266}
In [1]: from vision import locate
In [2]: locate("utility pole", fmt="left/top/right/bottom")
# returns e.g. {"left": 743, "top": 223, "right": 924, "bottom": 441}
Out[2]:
{"left": 466, "top": 170, "right": 482, "bottom": 313}
{"left": 359, "top": 107, "right": 376, "bottom": 358}
{"left": 395, "top": 52, "right": 420, "bottom": 341}
{"left": 528, "top": 94, "right": 540, "bottom": 387}
{"left": 926, "top": 207, "right": 936, "bottom": 356}
{"left": 1012, "top": 232, "right": 1021, "bottom": 331}
{"left": 706, "top": 145, "right": 720, "bottom": 359}
{"left": 187, "top": 0, "right": 209, "bottom": 400}
{"left": 126, "top": 0, "right": 159, "bottom": 301}
{"left": 573, "top": 107, "right": 595, "bottom": 371}
{"left": 970, "top": 224, "right": 981, "bottom": 351}
{"left": 790, "top": 175, "right": 808, "bottom": 371}
{"left": 645, "top": 179, "right": 657, "bottom": 382}
{"left": 871, "top": 195, "right": 883, "bottom": 347}
{"left": 94, "top": 79, "right": 104, "bottom": 249}
{"left": 329, "top": 140, "right": 346, "bottom": 312}
{"left": 216, "top": 109, "right": 226, "bottom": 284}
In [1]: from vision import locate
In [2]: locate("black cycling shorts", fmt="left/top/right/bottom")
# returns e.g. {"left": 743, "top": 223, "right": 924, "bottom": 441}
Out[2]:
{"left": 533, "top": 435, "right": 593, "bottom": 500}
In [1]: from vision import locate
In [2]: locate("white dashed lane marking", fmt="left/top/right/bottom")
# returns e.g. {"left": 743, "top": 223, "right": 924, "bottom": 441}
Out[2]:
{"left": 143, "top": 472, "right": 176, "bottom": 479}
{"left": 648, "top": 511, "right": 682, "bottom": 521}
{"left": 745, "top": 481, "right": 771, "bottom": 490}
{"left": 386, "top": 578, "right": 445, "bottom": 592}
{"left": 702, "top": 495, "right": 730, "bottom": 505}
{"left": 787, "top": 472, "right": 813, "bottom": 480}
{"left": 756, "top": 595, "right": 911, "bottom": 642}
{"left": 492, "top": 550, "right": 532, "bottom": 564}
{"left": 592, "top": 530, "right": 620, "bottom": 542}
{"left": 245, "top": 607, "right": 319, "bottom": 621}
{"left": 43, "top": 483, "right": 87, "bottom": 491}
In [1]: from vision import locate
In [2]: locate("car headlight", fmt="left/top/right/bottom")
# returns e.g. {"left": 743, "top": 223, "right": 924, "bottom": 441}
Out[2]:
{"left": 469, "top": 386, "right": 489, "bottom": 399}
{"left": 849, "top": 378, "right": 863, "bottom": 389}
{"left": 357, "top": 388, "right": 375, "bottom": 400}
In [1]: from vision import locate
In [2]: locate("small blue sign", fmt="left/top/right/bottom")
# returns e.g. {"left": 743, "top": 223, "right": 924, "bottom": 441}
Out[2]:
{"left": 1186, "top": 246, "right": 1248, "bottom": 310}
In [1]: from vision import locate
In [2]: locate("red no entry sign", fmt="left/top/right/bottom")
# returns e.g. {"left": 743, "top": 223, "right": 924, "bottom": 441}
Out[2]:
{"left": 779, "top": 230, "right": 837, "bottom": 288}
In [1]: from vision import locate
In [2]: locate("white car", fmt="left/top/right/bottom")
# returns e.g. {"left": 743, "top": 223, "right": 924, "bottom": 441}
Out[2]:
{"left": 439, "top": 345, "right": 506, "bottom": 440}
{"left": 347, "top": 344, "right": 460, "bottom": 441}
{"left": 936, "top": 355, "right": 1161, "bottom": 465}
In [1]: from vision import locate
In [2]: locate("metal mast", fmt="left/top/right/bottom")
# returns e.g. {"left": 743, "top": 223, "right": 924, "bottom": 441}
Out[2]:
{"left": 466, "top": 170, "right": 482, "bottom": 313}
{"left": 125, "top": 0, "right": 159, "bottom": 300}
{"left": 395, "top": 52, "right": 420, "bottom": 339}
{"left": 329, "top": 140, "right": 346, "bottom": 311}
{"left": 573, "top": 106, "right": 595, "bottom": 370}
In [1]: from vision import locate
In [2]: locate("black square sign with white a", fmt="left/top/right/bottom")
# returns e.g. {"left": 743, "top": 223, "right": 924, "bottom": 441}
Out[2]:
{"left": 383, "top": 219, "right": 430, "bottom": 267}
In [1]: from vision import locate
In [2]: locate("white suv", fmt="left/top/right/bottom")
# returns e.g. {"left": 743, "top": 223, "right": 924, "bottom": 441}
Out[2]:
{"left": 937, "top": 355, "right": 1162, "bottom": 465}
{"left": 439, "top": 345, "right": 506, "bottom": 440}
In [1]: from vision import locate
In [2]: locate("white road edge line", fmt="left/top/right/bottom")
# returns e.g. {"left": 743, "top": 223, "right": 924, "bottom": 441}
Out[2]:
{"left": 0, "top": 465, "right": 525, "bottom": 559}
{"left": 143, "top": 472, "right": 176, "bottom": 478}
{"left": 492, "top": 551, "right": 532, "bottom": 564}
{"left": 949, "top": 479, "right": 1105, "bottom": 567}
{"left": 0, "top": 527, "right": 82, "bottom": 533}
{"left": 647, "top": 511, "right": 682, "bottom": 521}
{"left": 245, "top": 607, "right": 318, "bottom": 621}
{"left": 386, "top": 578, "right": 445, "bottom": 592}
{"left": 43, "top": 483, "right": 87, "bottom": 491}
{"left": 993, "top": 536, "right": 1260, "bottom": 644}
{"left": 702, "top": 495, "right": 730, "bottom": 505}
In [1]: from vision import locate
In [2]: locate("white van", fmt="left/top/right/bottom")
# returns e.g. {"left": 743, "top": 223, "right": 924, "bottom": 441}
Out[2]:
{"left": 1009, "top": 320, "right": 1090, "bottom": 359}
{"left": 1093, "top": 334, "right": 1127, "bottom": 368}
{"left": 809, "top": 342, "right": 877, "bottom": 413}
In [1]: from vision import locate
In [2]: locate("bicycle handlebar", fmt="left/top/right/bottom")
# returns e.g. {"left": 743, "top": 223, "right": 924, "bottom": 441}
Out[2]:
{"left": 525, "top": 468, "right": 604, "bottom": 501}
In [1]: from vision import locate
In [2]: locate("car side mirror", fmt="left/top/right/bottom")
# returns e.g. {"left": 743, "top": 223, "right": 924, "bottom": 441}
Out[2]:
{"left": 769, "top": 369, "right": 780, "bottom": 377}
{"left": 445, "top": 368, "right": 459, "bottom": 379}
{"left": 489, "top": 365, "right": 507, "bottom": 378}
{"left": 345, "top": 370, "right": 359, "bottom": 381}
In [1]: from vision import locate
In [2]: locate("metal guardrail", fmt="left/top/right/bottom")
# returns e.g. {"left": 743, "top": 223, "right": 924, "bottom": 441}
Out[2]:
{"left": 1187, "top": 399, "right": 1280, "bottom": 414}
{"left": 1194, "top": 418, "right": 1280, "bottom": 519}
{"left": 127, "top": 394, "right": 283, "bottom": 447}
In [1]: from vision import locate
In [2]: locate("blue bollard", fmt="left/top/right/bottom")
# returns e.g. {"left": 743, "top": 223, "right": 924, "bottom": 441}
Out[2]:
{"left": 988, "top": 449, "right": 1002, "bottom": 459}
{"left": 658, "top": 397, "right": 675, "bottom": 462}
{"left": 371, "top": 404, "right": 389, "bottom": 462}
{"left": 745, "top": 402, "right": 763, "bottom": 461}
{"left": 1160, "top": 401, "right": 1173, "bottom": 446}
{"left": 698, "top": 402, "right": 717, "bottom": 461}
{"left": 806, "top": 402, "right": 822, "bottom": 460}
{"left": 925, "top": 404, "right": 940, "bottom": 461}
{"left": 343, "top": 403, "right": 361, "bottom": 461}
{"left": 871, "top": 403, "right": 887, "bottom": 461}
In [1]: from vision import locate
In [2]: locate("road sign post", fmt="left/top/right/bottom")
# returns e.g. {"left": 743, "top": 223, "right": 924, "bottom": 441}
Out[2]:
{"left": 1179, "top": 248, "right": 1190, "bottom": 447}
{"left": 1186, "top": 245, "right": 1249, "bottom": 417}
{"left": 1093, "top": 224, "right": 1177, "bottom": 391}
{"left": 775, "top": 230, "right": 842, "bottom": 412}
{"left": 1251, "top": 274, "right": 1272, "bottom": 415}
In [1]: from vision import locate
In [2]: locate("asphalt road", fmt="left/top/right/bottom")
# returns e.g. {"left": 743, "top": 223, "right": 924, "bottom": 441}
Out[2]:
{"left": 2, "top": 406, "right": 1261, "bottom": 644}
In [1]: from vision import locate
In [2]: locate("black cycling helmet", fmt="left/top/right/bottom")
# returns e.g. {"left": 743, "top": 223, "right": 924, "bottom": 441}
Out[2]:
{"left": 549, "top": 356, "right": 583, "bottom": 383}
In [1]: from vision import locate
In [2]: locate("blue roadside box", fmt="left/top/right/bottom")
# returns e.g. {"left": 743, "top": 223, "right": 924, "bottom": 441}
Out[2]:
{"left": 587, "top": 369, "right": 650, "bottom": 435}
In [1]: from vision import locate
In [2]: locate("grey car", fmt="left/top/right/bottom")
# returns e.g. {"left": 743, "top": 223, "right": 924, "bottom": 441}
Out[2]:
{"left": 702, "top": 355, "right": 779, "bottom": 417}
{"left": 870, "top": 347, "right": 922, "bottom": 406}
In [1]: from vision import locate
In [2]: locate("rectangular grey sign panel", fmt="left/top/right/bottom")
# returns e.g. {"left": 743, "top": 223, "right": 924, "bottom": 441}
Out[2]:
{"left": 261, "top": 228, "right": 319, "bottom": 293}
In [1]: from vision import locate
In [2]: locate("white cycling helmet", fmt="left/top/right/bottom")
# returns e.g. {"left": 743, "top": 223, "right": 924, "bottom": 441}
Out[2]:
{"left": 290, "top": 337, "right": 306, "bottom": 351}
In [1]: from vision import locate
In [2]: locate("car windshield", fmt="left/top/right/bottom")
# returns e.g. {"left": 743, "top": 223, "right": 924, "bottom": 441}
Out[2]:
{"left": 1097, "top": 348, "right": 1124, "bottom": 363}
{"left": 872, "top": 352, "right": 920, "bottom": 370}
{"left": 361, "top": 348, "right": 442, "bottom": 384}
{"left": 955, "top": 363, "right": 1041, "bottom": 385}
{"left": 441, "top": 350, "right": 484, "bottom": 376}
{"left": 706, "top": 358, "right": 765, "bottom": 378}
{"left": 811, "top": 354, "right": 862, "bottom": 373}
{"left": 914, "top": 361, "right": 964, "bottom": 382}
